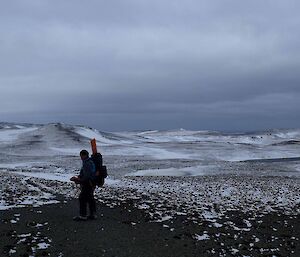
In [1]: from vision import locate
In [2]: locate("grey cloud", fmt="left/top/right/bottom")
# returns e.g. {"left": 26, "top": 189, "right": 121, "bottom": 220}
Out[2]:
{"left": 0, "top": 0, "right": 300, "bottom": 131}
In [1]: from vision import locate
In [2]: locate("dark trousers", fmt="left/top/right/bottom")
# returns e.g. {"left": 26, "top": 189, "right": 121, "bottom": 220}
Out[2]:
{"left": 79, "top": 184, "right": 96, "bottom": 217}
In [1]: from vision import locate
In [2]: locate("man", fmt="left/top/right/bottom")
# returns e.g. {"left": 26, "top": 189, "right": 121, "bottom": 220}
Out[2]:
{"left": 71, "top": 149, "right": 97, "bottom": 221}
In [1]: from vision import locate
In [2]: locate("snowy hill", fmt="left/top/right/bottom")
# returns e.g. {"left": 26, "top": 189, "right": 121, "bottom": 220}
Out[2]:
{"left": 0, "top": 123, "right": 116, "bottom": 156}
{"left": 0, "top": 122, "right": 300, "bottom": 161}
{"left": 0, "top": 122, "right": 300, "bottom": 177}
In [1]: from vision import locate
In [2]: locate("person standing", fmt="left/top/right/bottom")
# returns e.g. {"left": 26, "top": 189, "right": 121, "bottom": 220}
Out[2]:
{"left": 71, "top": 149, "right": 97, "bottom": 221}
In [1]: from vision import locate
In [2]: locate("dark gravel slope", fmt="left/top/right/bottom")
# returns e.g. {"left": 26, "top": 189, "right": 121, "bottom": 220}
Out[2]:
{"left": 1, "top": 199, "right": 299, "bottom": 257}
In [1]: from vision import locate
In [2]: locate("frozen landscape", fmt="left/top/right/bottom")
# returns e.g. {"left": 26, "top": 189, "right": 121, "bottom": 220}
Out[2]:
{"left": 0, "top": 122, "right": 299, "bottom": 256}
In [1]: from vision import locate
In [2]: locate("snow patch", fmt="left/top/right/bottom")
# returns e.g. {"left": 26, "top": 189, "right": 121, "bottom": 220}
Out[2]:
{"left": 195, "top": 232, "right": 210, "bottom": 241}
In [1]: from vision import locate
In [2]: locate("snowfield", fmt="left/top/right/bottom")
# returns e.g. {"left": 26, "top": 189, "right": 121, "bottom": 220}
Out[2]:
{"left": 0, "top": 123, "right": 299, "bottom": 247}
{"left": 0, "top": 122, "right": 300, "bottom": 256}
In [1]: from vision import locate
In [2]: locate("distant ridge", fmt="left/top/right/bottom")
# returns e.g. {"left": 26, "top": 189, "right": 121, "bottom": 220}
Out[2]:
{"left": 1, "top": 121, "right": 300, "bottom": 135}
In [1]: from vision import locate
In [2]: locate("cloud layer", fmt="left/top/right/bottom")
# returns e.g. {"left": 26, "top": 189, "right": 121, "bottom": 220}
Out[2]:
{"left": 1, "top": 0, "right": 300, "bottom": 131}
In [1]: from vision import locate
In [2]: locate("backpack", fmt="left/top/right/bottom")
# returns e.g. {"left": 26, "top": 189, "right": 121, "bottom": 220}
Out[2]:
{"left": 91, "top": 153, "right": 107, "bottom": 187}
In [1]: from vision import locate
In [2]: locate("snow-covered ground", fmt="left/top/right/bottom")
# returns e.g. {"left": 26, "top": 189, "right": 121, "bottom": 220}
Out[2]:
{"left": 0, "top": 122, "right": 299, "bottom": 219}
{"left": 0, "top": 122, "right": 299, "bottom": 257}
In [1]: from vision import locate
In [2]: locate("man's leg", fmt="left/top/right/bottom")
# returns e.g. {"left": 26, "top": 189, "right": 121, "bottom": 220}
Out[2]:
{"left": 87, "top": 186, "right": 96, "bottom": 217}
{"left": 79, "top": 188, "right": 88, "bottom": 217}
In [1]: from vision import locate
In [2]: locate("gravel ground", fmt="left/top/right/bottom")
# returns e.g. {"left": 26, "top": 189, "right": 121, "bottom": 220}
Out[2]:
{"left": 1, "top": 199, "right": 299, "bottom": 257}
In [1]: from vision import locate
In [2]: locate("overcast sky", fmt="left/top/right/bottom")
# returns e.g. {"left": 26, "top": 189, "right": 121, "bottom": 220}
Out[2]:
{"left": 0, "top": 0, "right": 300, "bottom": 131}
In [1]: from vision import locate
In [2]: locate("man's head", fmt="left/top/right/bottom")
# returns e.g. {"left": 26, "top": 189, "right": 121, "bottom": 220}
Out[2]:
{"left": 80, "top": 149, "right": 89, "bottom": 160}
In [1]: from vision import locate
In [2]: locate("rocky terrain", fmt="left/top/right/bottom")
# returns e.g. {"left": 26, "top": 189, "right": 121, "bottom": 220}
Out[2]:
{"left": 0, "top": 122, "right": 299, "bottom": 256}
